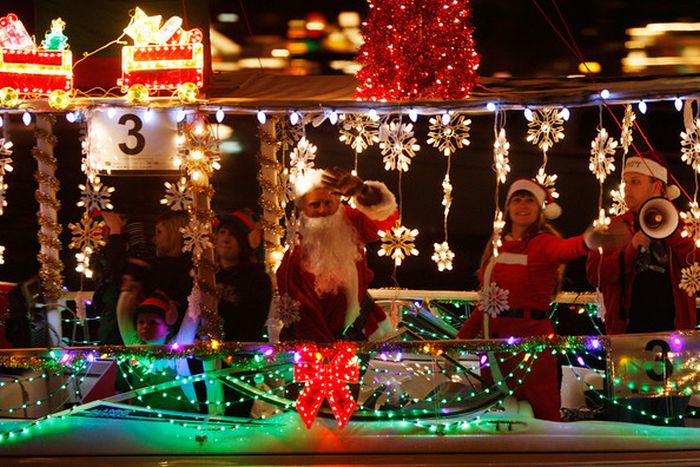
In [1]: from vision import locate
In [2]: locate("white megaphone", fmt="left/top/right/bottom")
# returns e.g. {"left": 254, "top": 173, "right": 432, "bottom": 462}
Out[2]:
{"left": 638, "top": 196, "right": 679, "bottom": 240}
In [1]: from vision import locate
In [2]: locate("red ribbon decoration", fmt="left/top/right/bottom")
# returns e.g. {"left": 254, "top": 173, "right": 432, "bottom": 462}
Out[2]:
{"left": 293, "top": 343, "right": 359, "bottom": 429}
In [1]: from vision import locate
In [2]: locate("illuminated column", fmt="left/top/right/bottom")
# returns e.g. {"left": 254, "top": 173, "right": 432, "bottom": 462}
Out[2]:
{"left": 258, "top": 118, "right": 284, "bottom": 279}
{"left": 33, "top": 114, "right": 64, "bottom": 346}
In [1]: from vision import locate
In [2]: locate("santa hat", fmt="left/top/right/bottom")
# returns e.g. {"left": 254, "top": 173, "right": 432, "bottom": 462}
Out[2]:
{"left": 134, "top": 289, "right": 178, "bottom": 327}
{"left": 505, "top": 178, "right": 562, "bottom": 220}
{"left": 215, "top": 208, "right": 264, "bottom": 260}
{"left": 622, "top": 151, "right": 680, "bottom": 200}
{"left": 293, "top": 169, "right": 326, "bottom": 204}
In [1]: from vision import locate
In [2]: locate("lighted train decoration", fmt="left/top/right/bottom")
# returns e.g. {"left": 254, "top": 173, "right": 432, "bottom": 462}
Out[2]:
{"left": 0, "top": 13, "right": 72, "bottom": 108}
{"left": 118, "top": 7, "right": 204, "bottom": 102}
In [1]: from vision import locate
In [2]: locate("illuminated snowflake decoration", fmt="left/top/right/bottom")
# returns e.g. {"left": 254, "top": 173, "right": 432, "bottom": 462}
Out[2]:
{"left": 68, "top": 212, "right": 106, "bottom": 253}
{"left": 378, "top": 120, "right": 421, "bottom": 172}
{"left": 442, "top": 173, "right": 453, "bottom": 218}
{"left": 0, "top": 177, "right": 7, "bottom": 216}
{"left": 594, "top": 290, "right": 606, "bottom": 322}
{"left": 284, "top": 210, "right": 301, "bottom": 249}
{"left": 620, "top": 105, "right": 636, "bottom": 154}
{"left": 426, "top": 114, "right": 471, "bottom": 156}
{"left": 593, "top": 208, "right": 611, "bottom": 228}
{"left": 680, "top": 202, "right": 700, "bottom": 247}
{"left": 77, "top": 178, "right": 115, "bottom": 211}
{"left": 270, "top": 293, "right": 301, "bottom": 326}
{"left": 608, "top": 184, "right": 628, "bottom": 216}
{"left": 0, "top": 244, "right": 4, "bottom": 264}
{"left": 180, "top": 218, "right": 213, "bottom": 259}
{"left": 680, "top": 120, "right": 700, "bottom": 173}
{"left": 432, "top": 241, "right": 455, "bottom": 272}
{"left": 161, "top": 177, "right": 193, "bottom": 211}
{"left": 338, "top": 113, "right": 380, "bottom": 154}
{"left": 0, "top": 140, "right": 14, "bottom": 217}
{"left": 275, "top": 117, "right": 304, "bottom": 153}
{"left": 378, "top": 222, "right": 419, "bottom": 266}
{"left": 175, "top": 115, "right": 222, "bottom": 182}
{"left": 277, "top": 170, "right": 296, "bottom": 207}
{"left": 289, "top": 137, "right": 317, "bottom": 182}
{"left": 493, "top": 128, "right": 511, "bottom": 184}
{"left": 589, "top": 127, "right": 618, "bottom": 183}
{"left": 74, "top": 250, "right": 93, "bottom": 279}
{"left": 679, "top": 262, "right": 700, "bottom": 296}
{"left": 477, "top": 282, "right": 510, "bottom": 318}
{"left": 491, "top": 209, "right": 505, "bottom": 257}
{"left": 535, "top": 168, "right": 559, "bottom": 200}
{"left": 526, "top": 108, "right": 566, "bottom": 153}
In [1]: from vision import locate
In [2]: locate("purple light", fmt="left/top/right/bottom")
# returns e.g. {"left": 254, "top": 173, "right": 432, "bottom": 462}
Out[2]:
{"left": 60, "top": 353, "right": 71, "bottom": 363}
{"left": 670, "top": 335, "right": 683, "bottom": 352}
{"left": 576, "top": 356, "right": 585, "bottom": 366}
{"left": 587, "top": 337, "right": 601, "bottom": 351}
{"left": 293, "top": 352, "right": 301, "bottom": 363}
{"left": 262, "top": 347, "right": 274, "bottom": 357}
{"left": 379, "top": 352, "right": 388, "bottom": 361}
{"left": 85, "top": 299, "right": 93, "bottom": 306}
{"left": 394, "top": 352, "right": 403, "bottom": 362}
{"left": 507, "top": 336, "right": 516, "bottom": 345}
{"left": 86, "top": 353, "right": 96, "bottom": 363}
{"left": 170, "top": 343, "right": 180, "bottom": 351}
{"left": 480, "top": 354, "right": 488, "bottom": 365}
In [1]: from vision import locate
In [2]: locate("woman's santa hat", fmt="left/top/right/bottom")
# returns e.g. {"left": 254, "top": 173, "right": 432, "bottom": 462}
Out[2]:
{"left": 505, "top": 178, "right": 562, "bottom": 220}
{"left": 622, "top": 151, "right": 681, "bottom": 200}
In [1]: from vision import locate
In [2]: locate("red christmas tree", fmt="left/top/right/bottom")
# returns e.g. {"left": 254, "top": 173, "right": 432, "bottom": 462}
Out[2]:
{"left": 355, "top": 0, "right": 480, "bottom": 101}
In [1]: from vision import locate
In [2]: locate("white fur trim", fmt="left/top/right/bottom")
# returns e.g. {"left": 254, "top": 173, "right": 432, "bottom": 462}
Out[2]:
{"left": 354, "top": 181, "right": 397, "bottom": 221}
{"left": 506, "top": 179, "right": 546, "bottom": 207}
{"left": 367, "top": 315, "right": 395, "bottom": 342}
{"left": 294, "top": 169, "right": 325, "bottom": 203}
{"left": 543, "top": 202, "right": 562, "bottom": 219}
{"left": 623, "top": 157, "right": 667, "bottom": 183}
{"left": 667, "top": 185, "right": 681, "bottom": 200}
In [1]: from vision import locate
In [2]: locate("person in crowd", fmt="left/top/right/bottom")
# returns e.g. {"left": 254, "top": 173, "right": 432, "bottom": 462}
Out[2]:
{"left": 586, "top": 151, "right": 697, "bottom": 424}
{"left": 458, "top": 177, "right": 604, "bottom": 422}
{"left": 150, "top": 210, "right": 193, "bottom": 314}
{"left": 215, "top": 208, "right": 272, "bottom": 342}
{"left": 275, "top": 167, "right": 398, "bottom": 342}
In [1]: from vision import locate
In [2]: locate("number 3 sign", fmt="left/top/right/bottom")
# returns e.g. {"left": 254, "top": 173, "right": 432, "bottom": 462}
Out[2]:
{"left": 86, "top": 107, "right": 180, "bottom": 174}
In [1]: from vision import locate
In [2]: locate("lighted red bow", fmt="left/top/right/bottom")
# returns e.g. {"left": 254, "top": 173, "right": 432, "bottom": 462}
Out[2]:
{"left": 293, "top": 343, "right": 359, "bottom": 429}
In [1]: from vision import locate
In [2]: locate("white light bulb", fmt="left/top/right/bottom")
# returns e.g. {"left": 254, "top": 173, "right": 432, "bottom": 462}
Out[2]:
{"left": 408, "top": 108, "right": 418, "bottom": 122}
{"left": 216, "top": 108, "right": 224, "bottom": 123}
{"left": 329, "top": 110, "right": 338, "bottom": 125}
{"left": 524, "top": 108, "right": 533, "bottom": 121}
{"left": 176, "top": 109, "right": 186, "bottom": 122}
{"left": 107, "top": 107, "right": 116, "bottom": 119}
{"left": 441, "top": 112, "right": 451, "bottom": 125}
{"left": 486, "top": 102, "right": 496, "bottom": 112}
{"left": 22, "top": 112, "right": 31, "bottom": 126}
{"left": 66, "top": 112, "right": 76, "bottom": 123}
{"left": 560, "top": 107, "right": 570, "bottom": 121}
{"left": 674, "top": 98, "right": 683, "bottom": 112}
{"left": 144, "top": 108, "right": 152, "bottom": 123}
{"left": 638, "top": 100, "right": 647, "bottom": 114}
{"left": 600, "top": 89, "right": 610, "bottom": 99}
{"left": 368, "top": 109, "right": 379, "bottom": 121}
{"left": 289, "top": 111, "right": 299, "bottom": 125}
{"left": 256, "top": 110, "right": 266, "bottom": 124}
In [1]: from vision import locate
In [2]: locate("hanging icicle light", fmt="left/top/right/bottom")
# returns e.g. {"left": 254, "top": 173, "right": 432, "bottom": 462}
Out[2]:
{"left": 486, "top": 102, "right": 496, "bottom": 112}
{"left": 216, "top": 108, "right": 224, "bottom": 123}
{"left": 289, "top": 111, "right": 300, "bottom": 125}
{"left": 638, "top": 100, "right": 647, "bottom": 114}
{"left": 256, "top": 110, "right": 267, "bottom": 124}
{"left": 675, "top": 98, "right": 683, "bottom": 112}
{"left": 22, "top": 111, "right": 31, "bottom": 126}
{"left": 408, "top": 108, "right": 418, "bottom": 122}
{"left": 329, "top": 110, "right": 338, "bottom": 125}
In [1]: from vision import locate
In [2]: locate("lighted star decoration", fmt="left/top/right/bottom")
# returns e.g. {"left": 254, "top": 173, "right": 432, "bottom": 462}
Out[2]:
{"left": 160, "top": 177, "right": 193, "bottom": 211}
{"left": 477, "top": 282, "right": 510, "bottom": 318}
{"left": 68, "top": 212, "right": 106, "bottom": 253}
{"left": 620, "top": 104, "right": 636, "bottom": 154}
{"left": 426, "top": 114, "right": 471, "bottom": 156}
{"left": 270, "top": 293, "right": 301, "bottom": 327}
{"left": 378, "top": 222, "right": 419, "bottom": 266}
{"left": 491, "top": 209, "right": 505, "bottom": 257}
{"left": 679, "top": 262, "right": 700, "bottom": 296}
{"left": 493, "top": 128, "right": 511, "bottom": 184}
{"left": 77, "top": 179, "right": 115, "bottom": 211}
{"left": 608, "top": 185, "right": 628, "bottom": 216}
{"left": 680, "top": 202, "right": 700, "bottom": 247}
{"left": 589, "top": 127, "right": 618, "bottom": 183}
{"left": 442, "top": 173, "right": 452, "bottom": 218}
{"left": 593, "top": 208, "right": 611, "bottom": 228}
{"left": 525, "top": 108, "right": 566, "bottom": 153}
{"left": 378, "top": 120, "right": 421, "bottom": 172}
{"left": 535, "top": 168, "right": 559, "bottom": 200}
{"left": 431, "top": 241, "right": 454, "bottom": 271}
{"left": 275, "top": 117, "right": 304, "bottom": 153}
{"left": 123, "top": 7, "right": 162, "bottom": 46}
{"left": 289, "top": 137, "right": 317, "bottom": 183}
{"left": 680, "top": 119, "right": 700, "bottom": 173}
{"left": 338, "top": 113, "right": 380, "bottom": 154}
{"left": 175, "top": 115, "right": 222, "bottom": 183}
{"left": 180, "top": 218, "right": 213, "bottom": 260}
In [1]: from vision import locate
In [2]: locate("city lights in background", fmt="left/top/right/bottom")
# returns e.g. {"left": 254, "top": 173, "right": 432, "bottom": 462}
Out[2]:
{"left": 623, "top": 22, "right": 700, "bottom": 74}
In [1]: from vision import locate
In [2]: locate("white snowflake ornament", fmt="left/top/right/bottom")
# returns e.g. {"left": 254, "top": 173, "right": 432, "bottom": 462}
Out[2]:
{"left": 427, "top": 114, "right": 471, "bottom": 156}
{"left": 270, "top": 293, "right": 301, "bottom": 327}
{"left": 589, "top": 127, "right": 618, "bottom": 183}
{"left": 526, "top": 108, "right": 566, "bottom": 153}
{"left": 378, "top": 222, "right": 419, "bottom": 266}
{"left": 161, "top": 177, "right": 193, "bottom": 211}
{"left": 679, "top": 262, "right": 700, "bottom": 296}
{"left": 608, "top": 184, "right": 628, "bottom": 216}
{"left": 680, "top": 202, "right": 700, "bottom": 247}
{"left": 289, "top": 137, "right": 317, "bottom": 182}
{"left": 535, "top": 168, "right": 559, "bottom": 200}
{"left": 477, "top": 282, "right": 510, "bottom": 318}
{"left": 432, "top": 241, "right": 455, "bottom": 272}
{"left": 77, "top": 179, "right": 115, "bottom": 211}
{"left": 620, "top": 105, "right": 636, "bottom": 154}
{"left": 275, "top": 117, "right": 305, "bottom": 153}
{"left": 68, "top": 212, "right": 106, "bottom": 253}
{"left": 379, "top": 120, "right": 420, "bottom": 172}
{"left": 180, "top": 218, "right": 213, "bottom": 259}
{"left": 338, "top": 113, "right": 380, "bottom": 154}
{"left": 680, "top": 119, "right": 700, "bottom": 173}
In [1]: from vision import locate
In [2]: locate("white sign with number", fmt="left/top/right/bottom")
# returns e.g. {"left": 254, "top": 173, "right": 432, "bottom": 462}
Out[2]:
{"left": 86, "top": 107, "right": 179, "bottom": 173}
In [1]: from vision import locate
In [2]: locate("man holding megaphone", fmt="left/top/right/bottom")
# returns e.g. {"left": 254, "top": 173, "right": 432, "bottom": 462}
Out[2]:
{"left": 587, "top": 151, "right": 696, "bottom": 335}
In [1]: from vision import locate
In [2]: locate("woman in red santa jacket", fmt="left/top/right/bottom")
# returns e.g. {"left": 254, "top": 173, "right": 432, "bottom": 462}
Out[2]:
{"left": 458, "top": 178, "right": 599, "bottom": 421}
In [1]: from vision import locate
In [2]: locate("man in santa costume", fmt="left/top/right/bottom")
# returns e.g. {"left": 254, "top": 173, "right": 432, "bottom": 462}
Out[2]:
{"left": 275, "top": 167, "right": 398, "bottom": 342}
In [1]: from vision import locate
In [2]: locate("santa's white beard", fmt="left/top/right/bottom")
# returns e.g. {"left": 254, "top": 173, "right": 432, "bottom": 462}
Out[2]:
{"left": 299, "top": 209, "right": 362, "bottom": 325}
